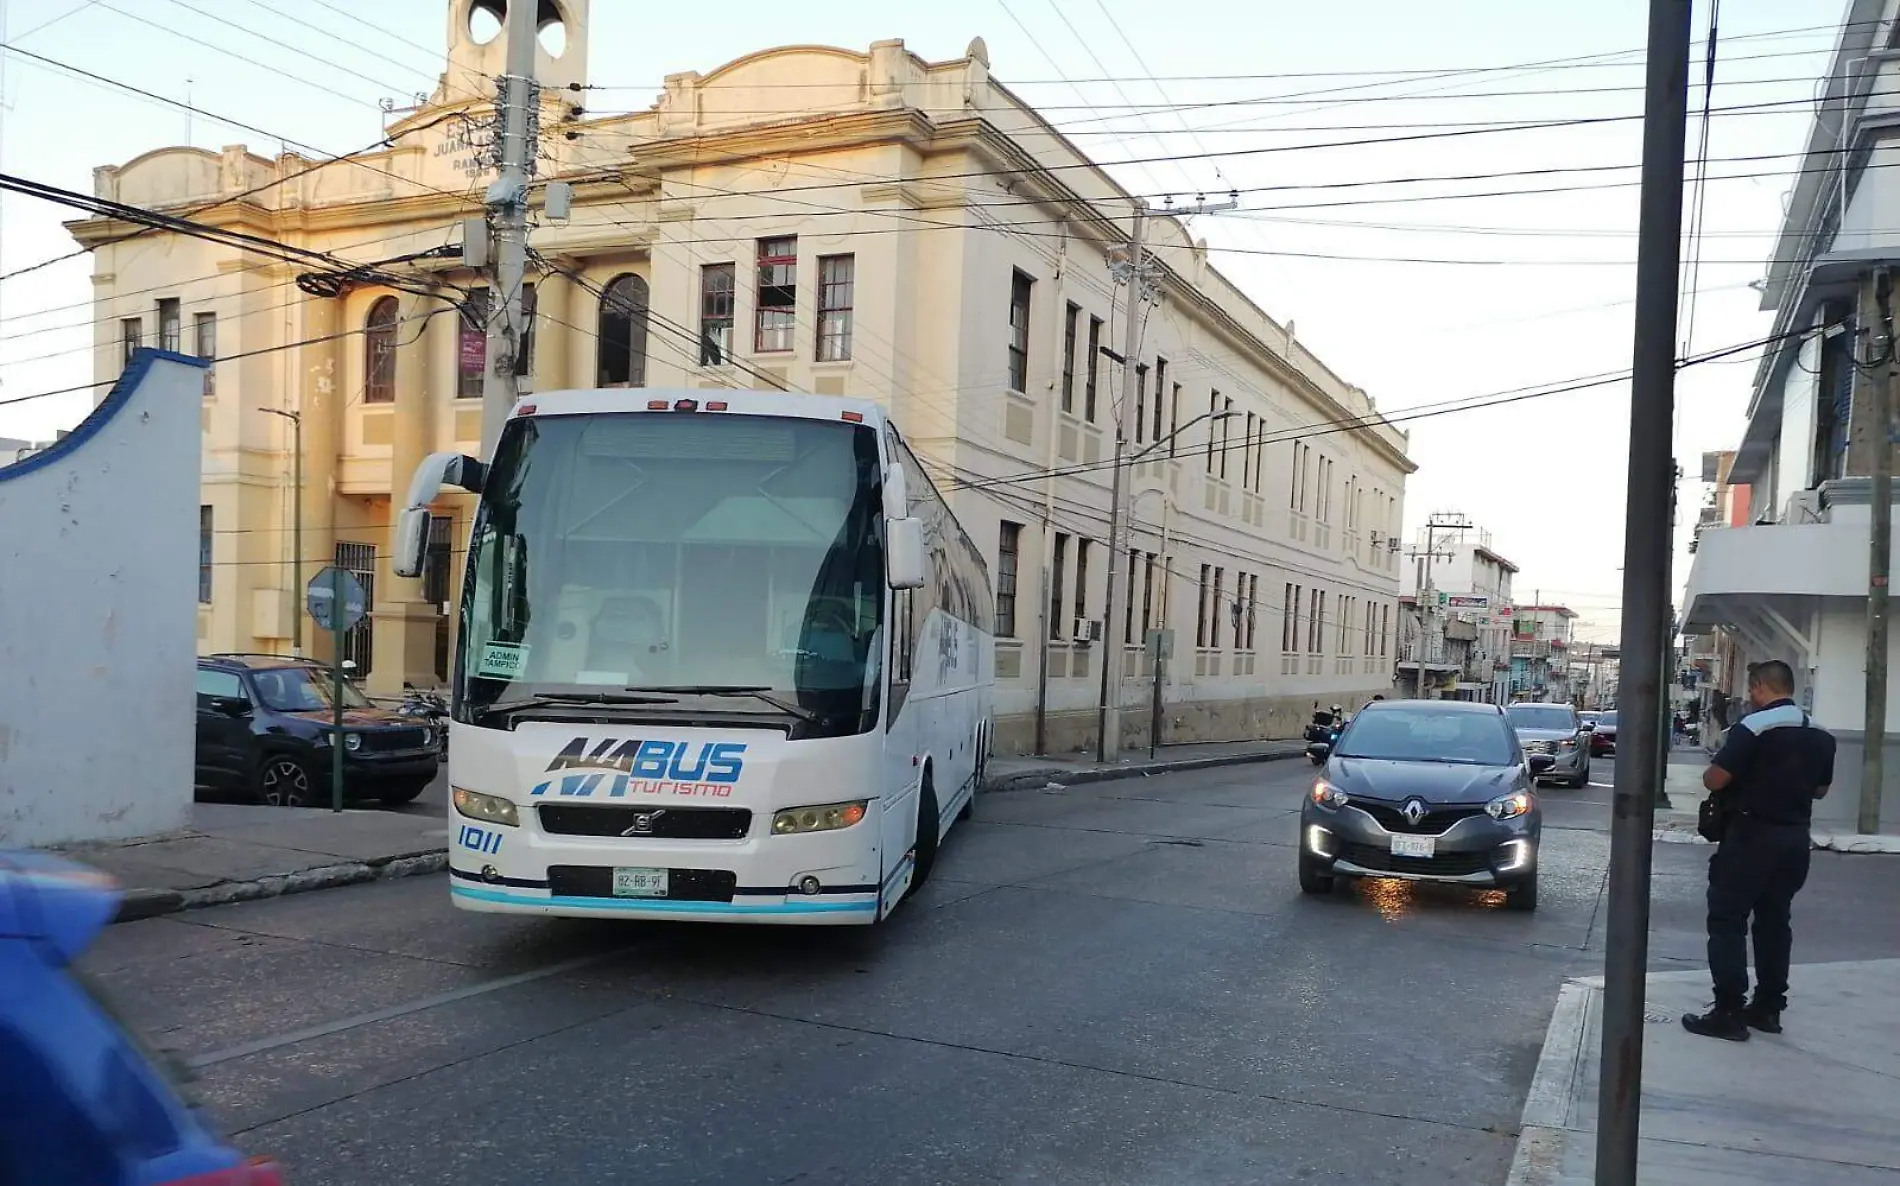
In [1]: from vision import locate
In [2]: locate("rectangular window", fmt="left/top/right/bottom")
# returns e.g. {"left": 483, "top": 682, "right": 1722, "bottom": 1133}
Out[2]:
{"left": 1380, "top": 604, "right": 1390, "bottom": 657}
{"left": 1197, "top": 564, "right": 1212, "bottom": 648}
{"left": 157, "top": 298, "right": 181, "bottom": 353}
{"left": 1152, "top": 358, "right": 1167, "bottom": 443}
{"left": 1283, "top": 582, "right": 1297, "bottom": 651}
{"left": 1084, "top": 316, "right": 1103, "bottom": 422}
{"left": 1309, "top": 589, "right": 1324, "bottom": 653}
{"left": 1141, "top": 553, "right": 1156, "bottom": 637}
{"left": 1338, "top": 597, "right": 1350, "bottom": 654}
{"left": 755, "top": 237, "right": 797, "bottom": 353}
{"left": 1212, "top": 567, "right": 1226, "bottom": 649}
{"left": 1050, "top": 533, "right": 1069, "bottom": 641}
{"left": 198, "top": 505, "right": 213, "bottom": 604}
{"left": 1245, "top": 575, "right": 1258, "bottom": 651}
{"left": 700, "top": 263, "right": 736, "bottom": 364}
{"left": 1117, "top": 547, "right": 1132, "bottom": 642}
{"left": 1134, "top": 364, "right": 1148, "bottom": 444}
{"left": 1061, "top": 303, "right": 1080, "bottom": 413}
{"left": 1219, "top": 396, "right": 1233, "bottom": 480}
{"left": 816, "top": 254, "right": 854, "bottom": 362}
{"left": 1008, "top": 270, "right": 1034, "bottom": 392}
{"left": 457, "top": 287, "right": 489, "bottom": 398}
{"left": 1243, "top": 412, "right": 1256, "bottom": 488}
{"left": 1169, "top": 383, "right": 1182, "bottom": 457}
{"left": 121, "top": 318, "right": 142, "bottom": 368}
{"left": 512, "top": 283, "right": 537, "bottom": 377}
{"left": 1205, "top": 391, "right": 1219, "bottom": 473}
{"left": 1074, "top": 538, "right": 1091, "bottom": 627}
{"left": 997, "top": 521, "right": 1022, "bottom": 638}
{"left": 193, "top": 312, "right": 217, "bottom": 397}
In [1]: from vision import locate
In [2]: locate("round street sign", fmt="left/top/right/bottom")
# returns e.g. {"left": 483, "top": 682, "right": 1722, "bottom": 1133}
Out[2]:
{"left": 306, "top": 565, "right": 368, "bottom": 633}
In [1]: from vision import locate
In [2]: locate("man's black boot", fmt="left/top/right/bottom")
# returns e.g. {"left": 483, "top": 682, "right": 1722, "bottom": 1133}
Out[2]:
{"left": 1743, "top": 1001, "right": 1783, "bottom": 1034}
{"left": 1681, "top": 1004, "right": 1751, "bottom": 1041}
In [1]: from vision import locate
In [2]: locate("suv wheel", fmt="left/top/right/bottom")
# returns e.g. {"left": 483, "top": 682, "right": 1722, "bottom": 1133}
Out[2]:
{"left": 258, "top": 754, "right": 317, "bottom": 808}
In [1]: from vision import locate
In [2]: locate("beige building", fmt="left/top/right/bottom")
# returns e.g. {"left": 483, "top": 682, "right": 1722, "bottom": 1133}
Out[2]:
{"left": 69, "top": 0, "right": 1412, "bottom": 754}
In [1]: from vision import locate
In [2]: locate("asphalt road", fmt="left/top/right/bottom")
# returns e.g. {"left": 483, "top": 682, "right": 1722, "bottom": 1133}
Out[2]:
{"left": 92, "top": 758, "right": 1900, "bottom": 1186}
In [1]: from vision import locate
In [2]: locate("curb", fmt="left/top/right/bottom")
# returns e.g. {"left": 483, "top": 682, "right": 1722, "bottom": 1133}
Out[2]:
{"left": 110, "top": 850, "right": 448, "bottom": 925}
{"left": 1505, "top": 979, "right": 1595, "bottom": 1186}
{"left": 981, "top": 747, "right": 1305, "bottom": 794}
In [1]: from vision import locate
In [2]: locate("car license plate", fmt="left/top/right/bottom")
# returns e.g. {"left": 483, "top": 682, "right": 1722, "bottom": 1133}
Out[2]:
{"left": 1390, "top": 835, "right": 1436, "bottom": 859}
{"left": 611, "top": 867, "right": 669, "bottom": 898}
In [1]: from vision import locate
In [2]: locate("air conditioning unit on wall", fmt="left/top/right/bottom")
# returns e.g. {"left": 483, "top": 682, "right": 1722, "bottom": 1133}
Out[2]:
{"left": 1073, "top": 617, "right": 1103, "bottom": 644}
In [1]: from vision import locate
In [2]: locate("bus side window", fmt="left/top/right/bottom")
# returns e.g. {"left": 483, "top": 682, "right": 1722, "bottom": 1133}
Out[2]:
{"left": 894, "top": 587, "right": 915, "bottom": 683}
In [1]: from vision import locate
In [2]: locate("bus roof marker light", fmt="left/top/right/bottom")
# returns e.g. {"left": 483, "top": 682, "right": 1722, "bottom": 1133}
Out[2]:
{"left": 840, "top": 411, "right": 864, "bottom": 423}
{"left": 674, "top": 399, "right": 699, "bottom": 412}
{"left": 515, "top": 404, "right": 536, "bottom": 416}
{"left": 646, "top": 399, "right": 668, "bottom": 410}
{"left": 707, "top": 400, "right": 729, "bottom": 411}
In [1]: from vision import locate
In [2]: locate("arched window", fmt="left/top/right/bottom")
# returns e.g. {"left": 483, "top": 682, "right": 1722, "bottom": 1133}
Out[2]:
{"left": 597, "top": 274, "right": 649, "bottom": 387}
{"left": 364, "top": 296, "right": 399, "bottom": 404}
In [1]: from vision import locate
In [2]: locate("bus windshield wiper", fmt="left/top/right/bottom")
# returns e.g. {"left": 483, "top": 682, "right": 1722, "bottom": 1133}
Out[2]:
{"left": 622, "top": 685, "right": 819, "bottom": 723}
{"left": 481, "top": 691, "right": 680, "bottom": 714}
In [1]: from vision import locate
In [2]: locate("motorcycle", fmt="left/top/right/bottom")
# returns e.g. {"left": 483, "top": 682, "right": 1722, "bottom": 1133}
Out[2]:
{"left": 398, "top": 685, "right": 450, "bottom": 759}
{"left": 1307, "top": 724, "right": 1343, "bottom": 765}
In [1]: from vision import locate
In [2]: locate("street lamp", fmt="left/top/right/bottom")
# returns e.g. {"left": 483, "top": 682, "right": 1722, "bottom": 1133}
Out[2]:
{"left": 258, "top": 406, "right": 304, "bottom": 655}
{"left": 1098, "top": 407, "right": 1241, "bottom": 763}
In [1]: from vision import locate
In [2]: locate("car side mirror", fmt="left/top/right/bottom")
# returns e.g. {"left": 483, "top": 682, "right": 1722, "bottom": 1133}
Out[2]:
{"left": 886, "top": 517, "right": 926, "bottom": 590}
{"left": 1579, "top": 722, "right": 1595, "bottom": 732}
{"left": 212, "top": 696, "right": 251, "bottom": 717}
{"left": 1306, "top": 741, "right": 1332, "bottom": 760}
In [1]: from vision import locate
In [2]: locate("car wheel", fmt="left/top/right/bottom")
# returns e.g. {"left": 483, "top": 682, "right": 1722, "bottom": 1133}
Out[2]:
{"left": 910, "top": 774, "right": 941, "bottom": 893}
{"left": 1505, "top": 874, "right": 1539, "bottom": 912}
{"left": 1568, "top": 765, "right": 1590, "bottom": 789}
{"left": 1298, "top": 855, "right": 1335, "bottom": 895}
{"left": 257, "top": 753, "right": 317, "bottom": 808}
{"left": 378, "top": 780, "right": 429, "bottom": 807}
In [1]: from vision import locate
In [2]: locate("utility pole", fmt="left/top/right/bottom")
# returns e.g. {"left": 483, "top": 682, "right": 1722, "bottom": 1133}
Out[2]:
{"left": 1097, "top": 192, "right": 1236, "bottom": 763}
{"left": 478, "top": 0, "right": 541, "bottom": 460}
{"left": 1863, "top": 267, "right": 1894, "bottom": 835}
{"left": 1596, "top": 3, "right": 1693, "bottom": 1185}
{"left": 260, "top": 407, "right": 304, "bottom": 654}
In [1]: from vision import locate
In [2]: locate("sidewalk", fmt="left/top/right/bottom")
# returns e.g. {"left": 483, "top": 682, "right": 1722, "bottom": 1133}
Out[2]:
{"left": 1507, "top": 960, "right": 1900, "bottom": 1185}
{"left": 1658, "top": 754, "right": 1900, "bottom": 854}
{"left": 59, "top": 738, "right": 1304, "bottom": 924}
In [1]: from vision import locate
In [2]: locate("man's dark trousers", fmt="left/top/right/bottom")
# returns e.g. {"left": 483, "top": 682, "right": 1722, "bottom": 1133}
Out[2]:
{"left": 1707, "top": 816, "right": 1811, "bottom": 1011}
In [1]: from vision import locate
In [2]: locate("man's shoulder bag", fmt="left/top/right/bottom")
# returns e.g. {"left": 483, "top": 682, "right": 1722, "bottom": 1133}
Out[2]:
{"left": 1697, "top": 791, "right": 1731, "bottom": 843}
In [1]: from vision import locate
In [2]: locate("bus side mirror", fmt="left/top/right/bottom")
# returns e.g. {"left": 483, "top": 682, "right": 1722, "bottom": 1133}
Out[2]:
{"left": 882, "top": 465, "right": 910, "bottom": 521}
{"left": 886, "top": 517, "right": 926, "bottom": 590}
{"left": 393, "top": 506, "right": 431, "bottom": 579}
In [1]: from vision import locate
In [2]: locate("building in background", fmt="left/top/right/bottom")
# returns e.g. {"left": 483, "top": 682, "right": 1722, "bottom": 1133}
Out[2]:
{"left": 1508, "top": 605, "right": 1577, "bottom": 702}
{"left": 1568, "top": 642, "right": 1620, "bottom": 708}
{"left": 1397, "top": 519, "right": 1517, "bottom": 701}
{"left": 66, "top": 1, "right": 1413, "bottom": 755}
{"left": 1679, "top": 0, "right": 1898, "bottom": 829}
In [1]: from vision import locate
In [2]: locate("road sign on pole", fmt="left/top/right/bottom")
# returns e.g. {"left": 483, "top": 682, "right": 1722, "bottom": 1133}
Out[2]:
{"left": 306, "top": 566, "right": 365, "bottom": 813}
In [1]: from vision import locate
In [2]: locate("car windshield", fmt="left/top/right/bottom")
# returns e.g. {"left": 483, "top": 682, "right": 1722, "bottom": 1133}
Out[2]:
{"left": 1600, "top": 711, "right": 1619, "bottom": 726}
{"left": 251, "top": 665, "right": 370, "bottom": 712}
{"left": 1507, "top": 704, "right": 1577, "bottom": 731}
{"left": 460, "top": 412, "right": 887, "bottom": 735}
{"left": 1335, "top": 706, "right": 1516, "bottom": 766}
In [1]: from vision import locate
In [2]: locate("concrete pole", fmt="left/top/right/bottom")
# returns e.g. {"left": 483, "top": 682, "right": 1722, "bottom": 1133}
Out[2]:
{"left": 479, "top": 0, "right": 540, "bottom": 460}
{"left": 1863, "top": 268, "right": 1894, "bottom": 835}
{"left": 1097, "top": 200, "right": 1147, "bottom": 764}
{"left": 1596, "top": 3, "right": 1693, "bottom": 1183}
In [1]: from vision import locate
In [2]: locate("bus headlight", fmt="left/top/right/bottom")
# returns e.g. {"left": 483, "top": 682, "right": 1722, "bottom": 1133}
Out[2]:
{"left": 453, "top": 787, "right": 519, "bottom": 827}
{"left": 772, "top": 800, "right": 869, "bottom": 835}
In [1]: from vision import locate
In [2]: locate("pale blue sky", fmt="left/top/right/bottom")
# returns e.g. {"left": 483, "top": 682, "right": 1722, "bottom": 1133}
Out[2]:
{"left": 0, "top": 1, "right": 1842, "bottom": 641}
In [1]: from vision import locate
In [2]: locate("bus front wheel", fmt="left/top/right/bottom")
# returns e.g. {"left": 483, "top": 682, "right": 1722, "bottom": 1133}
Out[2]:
{"left": 911, "top": 774, "right": 941, "bottom": 892}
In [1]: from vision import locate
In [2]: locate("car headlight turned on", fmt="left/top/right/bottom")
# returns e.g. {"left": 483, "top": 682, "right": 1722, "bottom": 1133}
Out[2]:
{"left": 1559, "top": 737, "right": 1577, "bottom": 750}
{"left": 1486, "top": 790, "right": 1535, "bottom": 820}
{"left": 344, "top": 731, "right": 363, "bottom": 752}
{"left": 1310, "top": 780, "right": 1350, "bottom": 810}
{"left": 772, "top": 800, "right": 869, "bottom": 835}
{"left": 453, "top": 786, "right": 519, "bottom": 827}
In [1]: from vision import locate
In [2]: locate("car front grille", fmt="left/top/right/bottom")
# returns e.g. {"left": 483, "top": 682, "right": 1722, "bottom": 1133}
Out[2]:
{"left": 537, "top": 805, "right": 753, "bottom": 840}
{"left": 1349, "top": 801, "right": 1490, "bottom": 835}
{"left": 358, "top": 727, "right": 429, "bottom": 753}
{"left": 1523, "top": 740, "right": 1555, "bottom": 755}
{"left": 546, "top": 866, "right": 739, "bottom": 902}
{"left": 1336, "top": 842, "right": 1494, "bottom": 878}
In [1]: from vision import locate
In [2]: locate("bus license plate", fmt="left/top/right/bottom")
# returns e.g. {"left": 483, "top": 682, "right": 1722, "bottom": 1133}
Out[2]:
{"left": 1390, "top": 836, "right": 1436, "bottom": 859}
{"left": 611, "top": 867, "right": 669, "bottom": 898}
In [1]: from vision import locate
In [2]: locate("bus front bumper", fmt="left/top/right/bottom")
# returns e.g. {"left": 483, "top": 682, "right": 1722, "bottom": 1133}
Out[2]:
{"left": 446, "top": 806, "right": 897, "bottom": 925}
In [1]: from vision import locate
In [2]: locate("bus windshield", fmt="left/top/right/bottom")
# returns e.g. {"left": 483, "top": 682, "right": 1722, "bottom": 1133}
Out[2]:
{"left": 460, "top": 412, "right": 887, "bottom": 734}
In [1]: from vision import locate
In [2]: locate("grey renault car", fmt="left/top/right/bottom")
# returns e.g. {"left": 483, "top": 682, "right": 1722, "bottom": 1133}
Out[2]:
{"left": 1299, "top": 699, "right": 1546, "bottom": 910}
{"left": 1506, "top": 701, "right": 1592, "bottom": 789}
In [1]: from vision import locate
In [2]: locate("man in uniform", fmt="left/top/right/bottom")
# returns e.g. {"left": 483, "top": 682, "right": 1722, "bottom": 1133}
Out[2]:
{"left": 1682, "top": 660, "right": 1835, "bottom": 1041}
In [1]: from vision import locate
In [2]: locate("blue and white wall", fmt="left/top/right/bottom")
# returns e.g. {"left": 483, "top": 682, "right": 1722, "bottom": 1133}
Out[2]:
{"left": 0, "top": 350, "right": 206, "bottom": 847}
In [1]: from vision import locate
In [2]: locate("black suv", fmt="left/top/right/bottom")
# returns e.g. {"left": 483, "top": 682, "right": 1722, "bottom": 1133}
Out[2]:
{"left": 194, "top": 655, "right": 442, "bottom": 808}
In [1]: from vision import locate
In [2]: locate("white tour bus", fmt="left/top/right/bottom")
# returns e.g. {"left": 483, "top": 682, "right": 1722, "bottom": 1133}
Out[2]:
{"left": 393, "top": 389, "right": 994, "bottom": 924}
